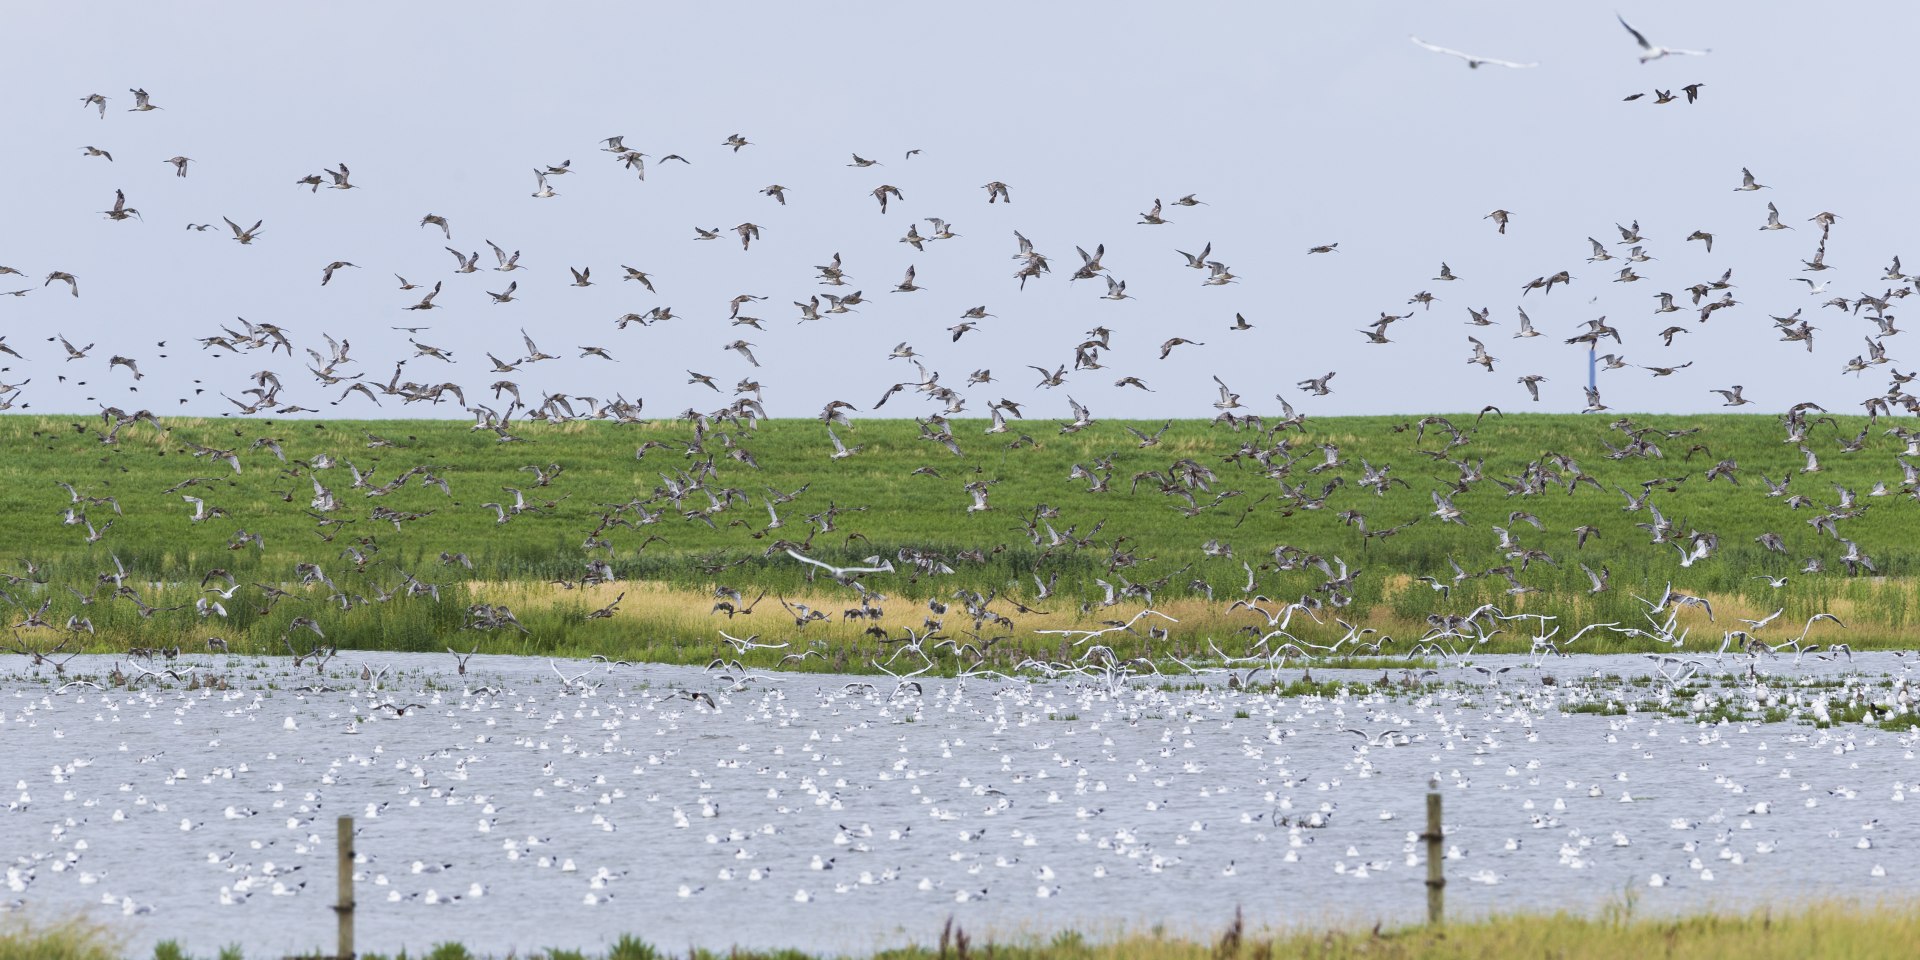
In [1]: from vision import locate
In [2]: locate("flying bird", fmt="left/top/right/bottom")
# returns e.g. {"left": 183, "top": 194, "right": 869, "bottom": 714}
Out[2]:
{"left": 319, "top": 261, "right": 357, "bottom": 286}
{"left": 223, "top": 218, "right": 264, "bottom": 244}
{"left": 1408, "top": 35, "right": 1538, "bottom": 69}
{"left": 1159, "top": 337, "right": 1203, "bottom": 359}
{"left": 1617, "top": 14, "right": 1711, "bottom": 63}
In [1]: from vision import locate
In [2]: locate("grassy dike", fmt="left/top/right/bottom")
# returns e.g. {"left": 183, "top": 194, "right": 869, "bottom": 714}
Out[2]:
{"left": 4, "top": 413, "right": 1917, "bottom": 669}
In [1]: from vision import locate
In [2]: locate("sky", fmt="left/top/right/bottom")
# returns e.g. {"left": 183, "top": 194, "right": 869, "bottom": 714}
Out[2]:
{"left": 2, "top": 1, "right": 1917, "bottom": 421}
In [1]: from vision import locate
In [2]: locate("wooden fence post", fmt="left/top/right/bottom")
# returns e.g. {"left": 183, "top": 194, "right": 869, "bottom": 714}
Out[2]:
{"left": 334, "top": 816, "right": 355, "bottom": 959}
{"left": 1423, "top": 782, "right": 1445, "bottom": 926}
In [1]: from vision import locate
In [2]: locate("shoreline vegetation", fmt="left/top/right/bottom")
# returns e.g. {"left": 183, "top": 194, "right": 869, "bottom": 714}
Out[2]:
{"left": 10, "top": 900, "right": 1920, "bottom": 959}
{"left": 4, "top": 414, "right": 1917, "bottom": 674}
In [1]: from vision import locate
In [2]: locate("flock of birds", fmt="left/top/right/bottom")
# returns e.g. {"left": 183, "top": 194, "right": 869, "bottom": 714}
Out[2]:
{"left": 0, "top": 10, "right": 1914, "bottom": 685}
{"left": 8, "top": 389, "right": 1907, "bottom": 693}
{"left": 3, "top": 650, "right": 1916, "bottom": 950}
{"left": 10, "top": 11, "right": 1920, "bottom": 953}
{"left": 0, "top": 15, "right": 1899, "bottom": 430}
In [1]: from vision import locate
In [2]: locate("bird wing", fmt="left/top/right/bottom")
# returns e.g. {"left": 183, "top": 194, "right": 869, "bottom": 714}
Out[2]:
{"left": 1616, "top": 14, "right": 1652, "bottom": 50}
{"left": 1409, "top": 35, "right": 1471, "bottom": 59}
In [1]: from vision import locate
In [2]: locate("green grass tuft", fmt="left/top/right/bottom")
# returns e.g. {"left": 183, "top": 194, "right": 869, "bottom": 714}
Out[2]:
{"left": 0, "top": 917, "right": 121, "bottom": 960}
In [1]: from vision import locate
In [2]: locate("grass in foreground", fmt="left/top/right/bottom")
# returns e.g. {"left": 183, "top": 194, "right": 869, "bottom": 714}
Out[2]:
{"left": 0, "top": 915, "right": 121, "bottom": 960}
{"left": 13, "top": 901, "right": 1920, "bottom": 960}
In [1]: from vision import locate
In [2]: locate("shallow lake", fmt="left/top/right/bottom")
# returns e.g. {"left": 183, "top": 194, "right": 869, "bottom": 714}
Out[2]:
{"left": 2, "top": 651, "right": 1915, "bottom": 956}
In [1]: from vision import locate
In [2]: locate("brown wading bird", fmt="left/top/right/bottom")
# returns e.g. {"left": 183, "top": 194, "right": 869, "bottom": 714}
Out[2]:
{"left": 223, "top": 217, "right": 263, "bottom": 244}
{"left": 101, "top": 189, "right": 140, "bottom": 221}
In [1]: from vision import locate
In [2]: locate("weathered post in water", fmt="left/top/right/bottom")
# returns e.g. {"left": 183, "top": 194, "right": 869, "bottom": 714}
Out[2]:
{"left": 1423, "top": 778, "right": 1445, "bottom": 926}
{"left": 334, "top": 815, "right": 355, "bottom": 959}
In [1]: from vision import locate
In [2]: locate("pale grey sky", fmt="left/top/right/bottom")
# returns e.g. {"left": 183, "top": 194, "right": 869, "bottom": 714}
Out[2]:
{"left": 2, "top": 2, "right": 1914, "bottom": 420}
